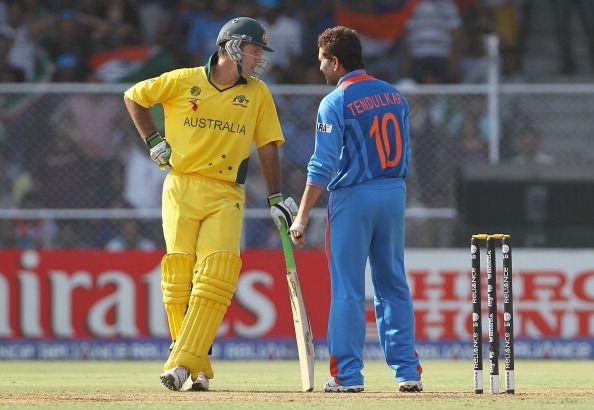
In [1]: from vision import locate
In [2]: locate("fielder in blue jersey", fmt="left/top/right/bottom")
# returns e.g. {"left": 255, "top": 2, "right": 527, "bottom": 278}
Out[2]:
{"left": 290, "top": 26, "right": 423, "bottom": 393}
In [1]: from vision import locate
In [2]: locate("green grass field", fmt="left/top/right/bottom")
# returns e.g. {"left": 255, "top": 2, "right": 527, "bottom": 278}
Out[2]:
{"left": 1, "top": 360, "right": 593, "bottom": 409}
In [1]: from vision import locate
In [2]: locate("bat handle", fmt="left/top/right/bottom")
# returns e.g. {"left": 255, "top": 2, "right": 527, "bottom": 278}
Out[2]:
{"left": 278, "top": 219, "right": 296, "bottom": 270}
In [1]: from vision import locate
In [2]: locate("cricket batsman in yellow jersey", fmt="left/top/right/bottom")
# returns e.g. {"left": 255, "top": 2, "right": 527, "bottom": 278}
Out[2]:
{"left": 123, "top": 17, "right": 298, "bottom": 392}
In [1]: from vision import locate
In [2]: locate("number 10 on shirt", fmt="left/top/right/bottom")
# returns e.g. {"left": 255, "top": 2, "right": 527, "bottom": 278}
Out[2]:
{"left": 370, "top": 112, "right": 403, "bottom": 169}
{"left": 278, "top": 220, "right": 315, "bottom": 392}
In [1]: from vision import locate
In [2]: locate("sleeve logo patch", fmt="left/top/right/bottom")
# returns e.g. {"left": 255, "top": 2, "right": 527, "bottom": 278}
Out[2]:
{"left": 316, "top": 122, "right": 333, "bottom": 133}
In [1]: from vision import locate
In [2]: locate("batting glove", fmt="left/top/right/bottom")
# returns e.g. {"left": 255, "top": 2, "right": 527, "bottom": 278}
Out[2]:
{"left": 268, "top": 193, "right": 298, "bottom": 232}
{"left": 145, "top": 131, "right": 171, "bottom": 169}
{"left": 289, "top": 220, "right": 306, "bottom": 246}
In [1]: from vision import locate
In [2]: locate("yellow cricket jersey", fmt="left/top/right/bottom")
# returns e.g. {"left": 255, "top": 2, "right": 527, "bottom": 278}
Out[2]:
{"left": 124, "top": 53, "right": 284, "bottom": 183}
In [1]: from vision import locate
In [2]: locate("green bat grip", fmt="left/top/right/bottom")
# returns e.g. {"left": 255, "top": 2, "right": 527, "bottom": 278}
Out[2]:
{"left": 278, "top": 219, "right": 296, "bottom": 270}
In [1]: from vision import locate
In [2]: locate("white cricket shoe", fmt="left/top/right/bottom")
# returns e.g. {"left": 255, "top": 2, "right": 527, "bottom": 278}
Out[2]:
{"left": 324, "top": 378, "right": 364, "bottom": 393}
{"left": 399, "top": 380, "right": 423, "bottom": 392}
{"left": 160, "top": 366, "right": 190, "bottom": 391}
{"left": 190, "top": 372, "right": 210, "bottom": 391}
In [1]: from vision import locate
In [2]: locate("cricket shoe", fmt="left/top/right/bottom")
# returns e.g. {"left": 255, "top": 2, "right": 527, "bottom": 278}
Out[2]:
{"left": 160, "top": 366, "right": 190, "bottom": 391}
{"left": 324, "top": 378, "right": 364, "bottom": 393}
{"left": 190, "top": 372, "right": 210, "bottom": 391}
{"left": 399, "top": 380, "right": 423, "bottom": 392}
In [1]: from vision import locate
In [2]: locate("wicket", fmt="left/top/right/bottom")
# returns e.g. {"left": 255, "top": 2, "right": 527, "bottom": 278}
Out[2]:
{"left": 471, "top": 234, "right": 515, "bottom": 394}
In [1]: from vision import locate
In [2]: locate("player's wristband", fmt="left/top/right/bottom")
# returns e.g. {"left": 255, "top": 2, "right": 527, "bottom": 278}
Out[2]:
{"left": 267, "top": 192, "right": 283, "bottom": 207}
{"left": 145, "top": 131, "right": 164, "bottom": 149}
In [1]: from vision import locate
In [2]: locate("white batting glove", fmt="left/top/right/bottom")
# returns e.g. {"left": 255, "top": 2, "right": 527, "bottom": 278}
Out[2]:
{"left": 268, "top": 193, "right": 298, "bottom": 232}
{"left": 145, "top": 131, "right": 171, "bottom": 169}
{"left": 289, "top": 220, "right": 306, "bottom": 246}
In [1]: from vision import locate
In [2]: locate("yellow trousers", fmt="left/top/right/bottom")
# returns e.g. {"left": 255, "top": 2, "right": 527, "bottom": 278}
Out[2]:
{"left": 161, "top": 171, "right": 244, "bottom": 379}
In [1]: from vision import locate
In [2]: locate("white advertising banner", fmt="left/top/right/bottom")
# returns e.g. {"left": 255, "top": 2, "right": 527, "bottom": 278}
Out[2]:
{"left": 363, "top": 249, "right": 594, "bottom": 359}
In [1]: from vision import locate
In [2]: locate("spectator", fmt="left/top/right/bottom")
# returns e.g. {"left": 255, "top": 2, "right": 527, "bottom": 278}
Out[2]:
{"left": 122, "top": 135, "right": 166, "bottom": 209}
{"left": 456, "top": 111, "right": 488, "bottom": 163}
{"left": 515, "top": 0, "right": 594, "bottom": 75}
{"left": 30, "top": 127, "right": 91, "bottom": 208}
{"left": 403, "top": 0, "right": 462, "bottom": 83}
{"left": 515, "top": 0, "right": 534, "bottom": 75}
{"left": 51, "top": 220, "right": 86, "bottom": 249}
{"left": 0, "top": 148, "right": 31, "bottom": 209}
{"left": 258, "top": 0, "right": 303, "bottom": 83}
{"left": 183, "top": 0, "right": 232, "bottom": 66}
{"left": 489, "top": 0, "right": 521, "bottom": 76}
{"left": 13, "top": 191, "right": 58, "bottom": 248}
{"left": 0, "top": 219, "right": 17, "bottom": 248}
{"left": 458, "top": 3, "right": 495, "bottom": 83}
{"left": 300, "top": 0, "right": 336, "bottom": 62}
{"left": 511, "top": 125, "right": 555, "bottom": 164}
{"left": 0, "top": 1, "right": 5, "bottom": 21}
{"left": 19, "top": 0, "right": 51, "bottom": 19}
{"left": 448, "top": 94, "right": 489, "bottom": 140}
{"left": 407, "top": 88, "right": 460, "bottom": 208}
{"left": 154, "top": 0, "right": 199, "bottom": 68}
{"left": 88, "top": 195, "right": 131, "bottom": 248}
{"left": 82, "top": 0, "right": 141, "bottom": 51}
{"left": 0, "top": 32, "right": 24, "bottom": 81}
{"left": 136, "top": 0, "right": 166, "bottom": 44}
{"left": 549, "top": 0, "right": 594, "bottom": 74}
{"left": 0, "top": 0, "right": 40, "bottom": 80}
{"left": 51, "top": 53, "right": 83, "bottom": 82}
{"left": 105, "top": 219, "right": 156, "bottom": 251}
{"left": 277, "top": 95, "right": 317, "bottom": 169}
{"left": 40, "top": 11, "right": 96, "bottom": 81}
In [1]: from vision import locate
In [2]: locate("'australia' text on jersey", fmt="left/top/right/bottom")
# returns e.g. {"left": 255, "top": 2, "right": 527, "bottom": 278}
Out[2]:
{"left": 184, "top": 117, "right": 246, "bottom": 135}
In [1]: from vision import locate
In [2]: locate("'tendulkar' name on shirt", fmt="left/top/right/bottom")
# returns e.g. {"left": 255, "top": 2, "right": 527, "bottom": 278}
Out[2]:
{"left": 346, "top": 91, "right": 403, "bottom": 116}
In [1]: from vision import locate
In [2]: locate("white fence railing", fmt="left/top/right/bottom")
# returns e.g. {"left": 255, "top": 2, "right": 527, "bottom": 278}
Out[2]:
{"left": 2, "top": 74, "right": 594, "bottom": 248}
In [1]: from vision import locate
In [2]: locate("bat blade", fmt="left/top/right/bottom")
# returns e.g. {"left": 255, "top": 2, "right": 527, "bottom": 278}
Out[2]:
{"left": 286, "top": 267, "right": 315, "bottom": 392}
{"left": 279, "top": 221, "right": 315, "bottom": 392}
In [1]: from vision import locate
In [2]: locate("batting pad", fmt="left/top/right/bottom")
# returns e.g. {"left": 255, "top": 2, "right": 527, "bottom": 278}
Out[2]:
{"left": 161, "top": 253, "right": 196, "bottom": 342}
{"left": 164, "top": 251, "right": 242, "bottom": 379}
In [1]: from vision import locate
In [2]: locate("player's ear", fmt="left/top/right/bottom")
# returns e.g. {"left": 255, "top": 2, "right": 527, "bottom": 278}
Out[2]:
{"left": 332, "top": 56, "right": 340, "bottom": 71}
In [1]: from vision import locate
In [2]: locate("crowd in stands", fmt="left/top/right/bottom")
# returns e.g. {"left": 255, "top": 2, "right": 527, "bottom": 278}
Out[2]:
{"left": 0, "top": 0, "right": 589, "bottom": 249}
{"left": 0, "top": 0, "right": 549, "bottom": 86}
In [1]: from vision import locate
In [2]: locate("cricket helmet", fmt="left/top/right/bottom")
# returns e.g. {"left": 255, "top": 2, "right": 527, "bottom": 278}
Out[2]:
{"left": 216, "top": 17, "right": 273, "bottom": 52}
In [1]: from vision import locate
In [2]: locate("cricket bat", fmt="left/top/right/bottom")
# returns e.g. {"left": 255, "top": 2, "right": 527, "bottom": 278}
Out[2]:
{"left": 278, "top": 220, "right": 315, "bottom": 392}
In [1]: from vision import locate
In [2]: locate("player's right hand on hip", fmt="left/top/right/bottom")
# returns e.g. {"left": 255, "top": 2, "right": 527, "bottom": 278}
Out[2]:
{"left": 145, "top": 131, "right": 171, "bottom": 169}
{"left": 268, "top": 193, "right": 298, "bottom": 232}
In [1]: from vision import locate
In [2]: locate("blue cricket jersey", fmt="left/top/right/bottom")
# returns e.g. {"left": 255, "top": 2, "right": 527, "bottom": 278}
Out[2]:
{"left": 306, "top": 70, "right": 411, "bottom": 191}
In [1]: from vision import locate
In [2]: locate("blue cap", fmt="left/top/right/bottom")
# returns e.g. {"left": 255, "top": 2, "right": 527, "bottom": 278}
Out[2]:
{"left": 257, "top": 0, "right": 280, "bottom": 7}
{"left": 56, "top": 54, "right": 79, "bottom": 69}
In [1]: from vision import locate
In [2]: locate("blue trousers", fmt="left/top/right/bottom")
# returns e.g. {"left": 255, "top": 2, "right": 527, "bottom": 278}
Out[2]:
{"left": 326, "top": 178, "right": 421, "bottom": 386}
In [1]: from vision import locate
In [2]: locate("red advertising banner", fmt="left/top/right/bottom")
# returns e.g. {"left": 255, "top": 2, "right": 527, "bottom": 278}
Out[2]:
{"left": 0, "top": 249, "right": 330, "bottom": 340}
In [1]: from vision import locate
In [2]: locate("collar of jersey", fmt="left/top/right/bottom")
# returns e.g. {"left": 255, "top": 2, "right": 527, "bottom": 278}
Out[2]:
{"left": 205, "top": 52, "right": 247, "bottom": 90}
{"left": 336, "top": 69, "right": 367, "bottom": 87}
